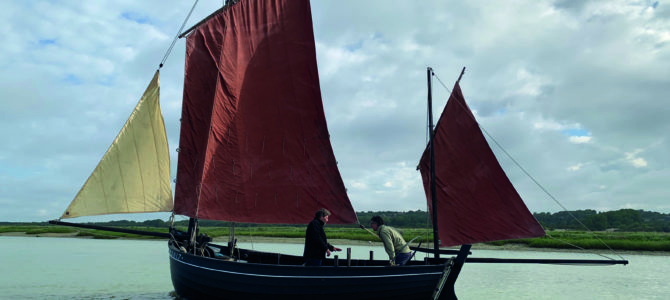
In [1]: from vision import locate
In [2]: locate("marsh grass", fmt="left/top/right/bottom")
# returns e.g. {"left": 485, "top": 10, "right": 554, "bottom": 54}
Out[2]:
{"left": 3, "top": 225, "right": 669, "bottom": 251}
{"left": 487, "top": 231, "right": 670, "bottom": 251}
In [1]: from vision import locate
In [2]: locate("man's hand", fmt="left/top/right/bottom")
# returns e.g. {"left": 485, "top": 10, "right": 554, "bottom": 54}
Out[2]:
{"left": 333, "top": 247, "right": 342, "bottom": 252}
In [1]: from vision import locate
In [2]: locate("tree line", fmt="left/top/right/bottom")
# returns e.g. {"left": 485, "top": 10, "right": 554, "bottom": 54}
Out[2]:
{"left": 355, "top": 209, "right": 670, "bottom": 232}
{"left": 4, "top": 209, "right": 668, "bottom": 232}
{"left": 534, "top": 209, "right": 670, "bottom": 232}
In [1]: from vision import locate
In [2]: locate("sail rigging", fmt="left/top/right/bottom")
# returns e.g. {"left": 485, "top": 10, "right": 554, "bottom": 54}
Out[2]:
{"left": 62, "top": 71, "right": 173, "bottom": 219}
{"left": 173, "top": 0, "right": 357, "bottom": 224}
{"left": 418, "top": 81, "right": 545, "bottom": 247}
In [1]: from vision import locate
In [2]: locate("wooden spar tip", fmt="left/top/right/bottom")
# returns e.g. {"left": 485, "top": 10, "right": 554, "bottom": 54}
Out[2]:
{"left": 178, "top": 0, "right": 241, "bottom": 39}
{"left": 48, "top": 219, "right": 171, "bottom": 239}
{"left": 466, "top": 257, "right": 629, "bottom": 266}
{"left": 426, "top": 67, "right": 435, "bottom": 77}
{"left": 457, "top": 67, "right": 466, "bottom": 83}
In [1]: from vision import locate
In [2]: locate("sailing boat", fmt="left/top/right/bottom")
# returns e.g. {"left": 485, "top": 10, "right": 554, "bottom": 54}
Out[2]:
{"left": 50, "top": 0, "right": 627, "bottom": 299}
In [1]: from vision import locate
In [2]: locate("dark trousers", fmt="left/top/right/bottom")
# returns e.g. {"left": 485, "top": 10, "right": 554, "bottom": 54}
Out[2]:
{"left": 304, "top": 258, "right": 322, "bottom": 266}
{"left": 395, "top": 252, "right": 412, "bottom": 266}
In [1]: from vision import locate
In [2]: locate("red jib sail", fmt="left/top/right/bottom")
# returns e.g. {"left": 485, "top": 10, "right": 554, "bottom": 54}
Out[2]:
{"left": 419, "top": 82, "right": 545, "bottom": 246}
{"left": 174, "top": 0, "right": 357, "bottom": 224}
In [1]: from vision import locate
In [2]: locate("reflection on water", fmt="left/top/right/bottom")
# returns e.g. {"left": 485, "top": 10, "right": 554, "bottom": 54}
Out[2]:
{"left": 1, "top": 236, "right": 667, "bottom": 299}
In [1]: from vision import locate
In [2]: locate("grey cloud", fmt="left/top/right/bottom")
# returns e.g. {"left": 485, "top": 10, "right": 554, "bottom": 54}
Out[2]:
{"left": 2, "top": 0, "right": 669, "bottom": 222}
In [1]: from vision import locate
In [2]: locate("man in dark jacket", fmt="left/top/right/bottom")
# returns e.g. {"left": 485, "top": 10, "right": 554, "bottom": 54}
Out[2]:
{"left": 303, "top": 208, "right": 341, "bottom": 266}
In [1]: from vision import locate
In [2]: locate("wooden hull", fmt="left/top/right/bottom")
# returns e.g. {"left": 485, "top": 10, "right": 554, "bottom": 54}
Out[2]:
{"left": 168, "top": 243, "right": 459, "bottom": 300}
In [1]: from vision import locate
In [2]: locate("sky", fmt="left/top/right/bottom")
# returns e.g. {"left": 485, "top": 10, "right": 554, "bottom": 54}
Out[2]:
{"left": 1, "top": 0, "right": 668, "bottom": 222}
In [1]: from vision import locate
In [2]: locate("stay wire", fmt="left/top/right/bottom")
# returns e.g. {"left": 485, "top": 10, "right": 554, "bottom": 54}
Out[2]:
{"left": 431, "top": 70, "right": 625, "bottom": 261}
{"left": 544, "top": 235, "right": 620, "bottom": 261}
{"left": 159, "top": 0, "right": 200, "bottom": 69}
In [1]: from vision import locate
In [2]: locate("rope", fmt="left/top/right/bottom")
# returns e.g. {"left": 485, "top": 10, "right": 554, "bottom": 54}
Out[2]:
{"left": 430, "top": 69, "right": 625, "bottom": 261}
{"left": 168, "top": 212, "right": 175, "bottom": 228}
{"left": 544, "top": 234, "right": 623, "bottom": 261}
{"left": 358, "top": 223, "right": 380, "bottom": 239}
{"left": 167, "top": 212, "right": 177, "bottom": 244}
{"left": 400, "top": 236, "right": 421, "bottom": 252}
{"left": 432, "top": 72, "right": 452, "bottom": 95}
{"left": 249, "top": 226, "right": 255, "bottom": 250}
{"left": 159, "top": 0, "right": 199, "bottom": 68}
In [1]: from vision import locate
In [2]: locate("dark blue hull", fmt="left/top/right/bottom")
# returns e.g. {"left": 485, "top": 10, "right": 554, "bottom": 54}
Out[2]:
{"left": 168, "top": 242, "right": 466, "bottom": 300}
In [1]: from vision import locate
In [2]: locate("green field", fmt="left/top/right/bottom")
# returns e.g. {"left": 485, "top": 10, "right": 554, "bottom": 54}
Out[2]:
{"left": 2, "top": 225, "right": 669, "bottom": 252}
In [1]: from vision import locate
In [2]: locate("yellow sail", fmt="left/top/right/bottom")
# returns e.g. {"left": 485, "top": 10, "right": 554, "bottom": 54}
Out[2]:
{"left": 62, "top": 71, "right": 173, "bottom": 218}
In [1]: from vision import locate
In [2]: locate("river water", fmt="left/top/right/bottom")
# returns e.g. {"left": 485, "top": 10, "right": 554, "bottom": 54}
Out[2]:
{"left": 0, "top": 236, "right": 666, "bottom": 299}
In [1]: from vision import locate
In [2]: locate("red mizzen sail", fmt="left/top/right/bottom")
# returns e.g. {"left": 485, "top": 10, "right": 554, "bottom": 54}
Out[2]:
{"left": 174, "top": 0, "right": 357, "bottom": 224}
{"left": 419, "top": 82, "right": 545, "bottom": 246}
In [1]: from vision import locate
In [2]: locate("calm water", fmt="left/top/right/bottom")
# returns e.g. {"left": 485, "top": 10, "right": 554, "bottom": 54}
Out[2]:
{"left": 1, "top": 236, "right": 667, "bottom": 299}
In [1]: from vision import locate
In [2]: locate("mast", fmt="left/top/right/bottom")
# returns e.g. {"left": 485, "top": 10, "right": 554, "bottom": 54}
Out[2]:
{"left": 427, "top": 67, "right": 440, "bottom": 259}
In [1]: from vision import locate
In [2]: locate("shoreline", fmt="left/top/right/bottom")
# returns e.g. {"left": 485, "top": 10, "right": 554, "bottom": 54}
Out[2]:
{"left": 3, "top": 231, "right": 668, "bottom": 256}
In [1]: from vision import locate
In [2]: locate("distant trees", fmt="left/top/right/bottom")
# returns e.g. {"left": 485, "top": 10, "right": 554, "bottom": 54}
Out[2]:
{"left": 356, "top": 210, "right": 432, "bottom": 228}
{"left": 19, "top": 208, "right": 666, "bottom": 232}
{"left": 534, "top": 209, "right": 670, "bottom": 232}
{"left": 357, "top": 209, "right": 670, "bottom": 232}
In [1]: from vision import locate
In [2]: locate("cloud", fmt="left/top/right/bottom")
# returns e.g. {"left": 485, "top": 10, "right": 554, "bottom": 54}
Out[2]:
{"left": 568, "top": 163, "right": 586, "bottom": 172}
{"left": 625, "top": 149, "right": 649, "bottom": 168}
{"left": 2, "top": 0, "right": 669, "bottom": 222}
{"left": 569, "top": 136, "right": 592, "bottom": 144}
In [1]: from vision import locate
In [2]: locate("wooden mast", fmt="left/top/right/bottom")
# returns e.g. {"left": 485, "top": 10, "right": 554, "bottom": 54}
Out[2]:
{"left": 427, "top": 67, "right": 440, "bottom": 259}
{"left": 427, "top": 67, "right": 466, "bottom": 259}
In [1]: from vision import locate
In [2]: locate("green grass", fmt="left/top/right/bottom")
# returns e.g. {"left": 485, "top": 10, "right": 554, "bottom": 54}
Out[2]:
{"left": 0, "top": 226, "right": 77, "bottom": 235}
{"left": 3, "top": 225, "right": 669, "bottom": 252}
{"left": 486, "top": 230, "right": 670, "bottom": 251}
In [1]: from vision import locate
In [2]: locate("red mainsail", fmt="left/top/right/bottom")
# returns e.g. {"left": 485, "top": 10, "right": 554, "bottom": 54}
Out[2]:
{"left": 418, "top": 82, "right": 545, "bottom": 246}
{"left": 174, "top": 0, "right": 357, "bottom": 224}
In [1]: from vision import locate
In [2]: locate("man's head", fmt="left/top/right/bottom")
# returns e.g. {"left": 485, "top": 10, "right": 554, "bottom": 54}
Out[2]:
{"left": 315, "top": 208, "right": 331, "bottom": 223}
{"left": 370, "top": 215, "right": 384, "bottom": 231}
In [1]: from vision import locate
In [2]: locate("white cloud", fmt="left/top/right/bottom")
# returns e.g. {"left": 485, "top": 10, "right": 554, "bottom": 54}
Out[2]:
{"left": 625, "top": 149, "right": 649, "bottom": 168}
{"left": 533, "top": 120, "right": 565, "bottom": 131}
{"left": 569, "top": 136, "right": 592, "bottom": 144}
{"left": 350, "top": 182, "right": 367, "bottom": 190}
{"left": 568, "top": 163, "right": 585, "bottom": 171}
{"left": 630, "top": 158, "right": 649, "bottom": 168}
{"left": 316, "top": 42, "right": 369, "bottom": 78}
{"left": 513, "top": 68, "right": 552, "bottom": 97}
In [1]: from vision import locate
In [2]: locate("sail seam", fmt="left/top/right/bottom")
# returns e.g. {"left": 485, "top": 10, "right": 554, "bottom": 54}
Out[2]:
{"left": 113, "top": 145, "right": 130, "bottom": 212}
{"left": 154, "top": 73, "right": 174, "bottom": 210}
{"left": 131, "top": 107, "right": 146, "bottom": 212}
{"left": 145, "top": 74, "right": 166, "bottom": 210}
{"left": 193, "top": 16, "right": 228, "bottom": 219}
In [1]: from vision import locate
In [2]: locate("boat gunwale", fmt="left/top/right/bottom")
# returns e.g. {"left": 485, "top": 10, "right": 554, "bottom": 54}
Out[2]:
{"left": 168, "top": 242, "right": 449, "bottom": 278}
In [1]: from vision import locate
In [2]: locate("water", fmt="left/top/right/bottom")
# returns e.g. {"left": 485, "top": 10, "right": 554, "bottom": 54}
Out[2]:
{"left": 1, "top": 236, "right": 667, "bottom": 299}
{"left": 0, "top": 236, "right": 172, "bottom": 300}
